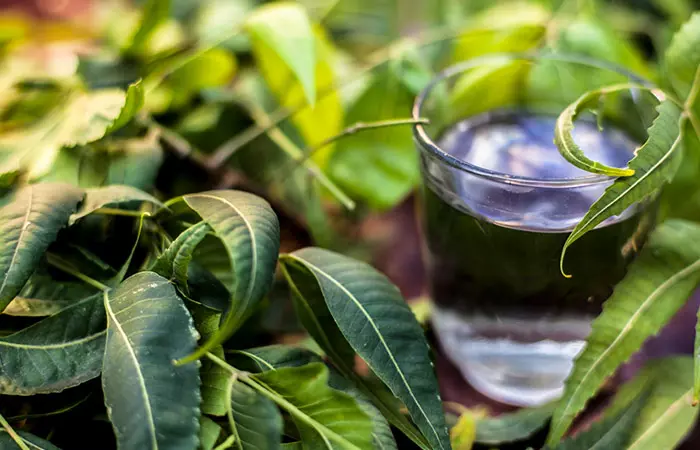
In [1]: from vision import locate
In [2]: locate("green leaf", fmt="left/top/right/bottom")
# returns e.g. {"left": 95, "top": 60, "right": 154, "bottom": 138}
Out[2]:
{"left": 281, "top": 250, "right": 429, "bottom": 450}
{"left": 554, "top": 85, "right": 638, "bottom": 177}
{"left": 547, "top": 220, "right": 700, "bottom": 445}
{"left": 126, "top": 0, "right": 171, "bottom": 56}
{"left": 70, "top": 185, "right": 162, "bottom": 224}
{"left": 3, "top": 269, "right": 97, "bottom": 317}
{"left": 550, "top": 390, "right": 648, "bottom": 450}
{"left": 328, "top": 69, "right": 418, "bottom": 210}
{"left": 606, "top": 356, "right": 697, "bottom": 450}
{"left": 476, "top": 402, "right": 555, "bottom": 445}
{"left": 0, "top": 89, "right": 137, "bottom": 179}
{"left": 227, "top": 377, "right": 283, "bottom": 450}
{"left": 176, "top": 191, "right": 280, "bottom": 362}
{"left": 280, "top": 248, "right": 450, "bottom": 450}
{"left": 199, "top": 416, "right": 222, "bottom": 450}
{"left": 252, "top": 363, "right": 373, "bottom": 450}
{"left": 245, "top": 2, "right": 315, "bottom": 105}
{"left": 559, "top": 99, "right": 683, "bottom": 276}
{"left": 234, "top": 346, "right": 396, "bottom": 450}
{"left": 167, "top": 48, "right": 237, "bottom": 109}
{"left": 201, "top": 347, "right": 230, "bottom": 417}
{"left": 0, "top": 292, "right": 105, "bottom": 395}
{"left": 450, "top": 411, "right": 478, "bottom": 450}
{"left": 665, "top": 12, "right": 700, "bottom": 99}
{"left": 105, "top": 80, "right": 145, "bottom": 134}
{"left": 102, "top": 271, "right": 200, "bottom": 450}
{"left": 0, "top": 183, "right": 83, "bottom": 311}
{"left": 0, "top": 430, "right": 60, "bottom": 449}
{"left": 151, "top": 221, "right": 212, "bottom": 292}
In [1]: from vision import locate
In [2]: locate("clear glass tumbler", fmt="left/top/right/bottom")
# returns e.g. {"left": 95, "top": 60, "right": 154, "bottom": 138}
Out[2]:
{"left": 413, "top": 54, "right": 659, "bottom": 406}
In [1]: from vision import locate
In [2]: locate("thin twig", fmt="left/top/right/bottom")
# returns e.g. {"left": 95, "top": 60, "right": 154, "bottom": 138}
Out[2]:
{"left": 0, "top": 413, "right": 30, "bottom": 450}
{"left": 46, "top": 254, "right": 110, "bottom": 292}
{"left": 273, "top": 117, "right": 429, "bottom": 180}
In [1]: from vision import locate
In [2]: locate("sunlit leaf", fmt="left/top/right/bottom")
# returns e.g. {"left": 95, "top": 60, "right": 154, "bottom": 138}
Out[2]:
{"left": 0, "top": 183, "right": 83, "bottom": 311}
{"left": 665, "top": 12, "right": 700, "bottom": 99}
{"left": 559, "top": 98, "right": 683, "bottom": 276}
{"left": 126, "top": 0, "right": 171, "bottom": 56}
{"left": 246, "top": 2, "right": 316, "bottom": 105}
{"left": 102, "top": 271, "right": 200, "bottom": 450}
{"left": 0, "top": 293, "right": 105, "bottom": 395}
{"left": 450, "top": 411, "right": 478, "bottom": 450}
{"left": 605, "top": 356, "right": 697, "bottom": 450}
{"left": 167, "top": 48, "right": 237, "bottom": 108}
{"left": 280, "top": 248, "right": 450, "bottom": 450}
{"left": 253, "top": 363, "right": 373, "bottom": 449}
{"left": 547, "top": 220, "right": 700, "bottom": 445}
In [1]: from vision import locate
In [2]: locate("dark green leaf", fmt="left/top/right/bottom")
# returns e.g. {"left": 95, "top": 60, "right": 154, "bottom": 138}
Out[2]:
{"left": 102, "top": 271, "right": 200, "bottom": 450}
{"left": 70, "top": 185, "right": 162, "bottom": 224}
{"left": 547, "top": 220, "right": 700, "bottom": 444}
{"left": 559, "top": 99, "right": 683, "bottom": 276}
{"left": 177, "top": 190, "right": 280, "bottom": 361}
{"left": 476, "top": 402, "right": 555, "bottom": 445}
{"left": 3, "top": 269, "right": 97, "bottom": 317}
{"left": 550, "top": 391, "right": 648, "bottom": 450}
{"left": 151, "top": 221, "right": 212, "bottom": 292}
{"left": 245, "top": 2, "right": 315, "bottom": 105}
{"left": 0, "top": 293, "right": 105, "bottom": 395}
{"left": 665, "top": 11, "right": 700, "bottom": 99}
{"left": 0, "top": 430, "right": 61, "bottom": 449}
{"left": 0, "top": 183, "right": 84, "bottom": 311}
{"left": 280, "top": 248, "right": 450, "bottom": 450}
{"left": 227, "top": 377, "right": 283, "bottom": 450}
{"left": 252, "top": 363, "right": 373, "bottom": 450}
{"left": 606, "top": 356, "right": 697, "bottom": 450}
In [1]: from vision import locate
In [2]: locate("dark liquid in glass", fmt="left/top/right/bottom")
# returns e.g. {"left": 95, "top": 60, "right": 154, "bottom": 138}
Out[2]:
{"left": 421, "top": 110, "right": 656, "bottom": 405}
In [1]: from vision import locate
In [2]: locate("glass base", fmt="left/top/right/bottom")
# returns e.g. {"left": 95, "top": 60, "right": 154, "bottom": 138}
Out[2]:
{"left": 432, "top": 306, "right": 589, "bottom": 406}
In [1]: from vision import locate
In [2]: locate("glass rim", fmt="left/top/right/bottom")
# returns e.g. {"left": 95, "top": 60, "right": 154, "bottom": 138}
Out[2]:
{"left": 412, "top": 52, "right": 654, "bottom": 187}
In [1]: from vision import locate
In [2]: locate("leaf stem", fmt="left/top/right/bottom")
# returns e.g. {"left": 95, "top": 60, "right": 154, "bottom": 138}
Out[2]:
{"left": 242, "top": 100, "right": 356, "bottom": 210}
{"left": 0, "top": 413, "right": 30, "bottom": 450}
{"left": 46, "top": 253, "right": 110, "bottom": 292}
{"left": 92, "top": 208, "right": 152, "bottom": 218}
{"left": 273, "top": 117, "right": 429, "bottom": 179}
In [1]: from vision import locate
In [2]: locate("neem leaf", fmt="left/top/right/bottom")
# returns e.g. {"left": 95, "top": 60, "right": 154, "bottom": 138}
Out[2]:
{"left": 151, "top": 221, "right": 212, "bottom": 292}
{"left": 102, "top": 272, "right": 200, "bottom": 450}
{"left": 0, "top": 183, "right": 83, "bottom": 311}
{"left": 199, "top": 416, "right": 222, "bottom": 450}
{"left": 227, "top": 377, "right": 283, "bottom": 450}
{"left": 554, "top": 84, "right": 638, "bottom": 177}
{"left": 70, "top": 184, "right": 162, "bottom": 224}
{"left": 200, "top": 347, "right": 229, "bottom": 417}
{"left": 252, "top": 363, "right": 373, "bottom": 450}
{"left": 559, "top": 98, "right": 683, "bottom": 277}
{"left": 177, "top": 191, "right": 280, "bottom": 361}
{"left": 476, "top": 402, "right": 555, "bottom": 445}
{"left": 3, "top": 269, "right": 97, "bottom": 317}
{"left": 547, "top": 220, "right": 700, "bottom": 445}
{"left": 104, "top": 80, "right": 145, "bottom": 134}
{"left": 549, "top": 390, "right": 648, "bottom": 450}
{"left": 665, "top": 11, "right": 700, "bottom": 99}
{"left": 280, "top": 248, "right": 450, "bottom": 450}
{"left": 606, "top": 356, "right": 697, "bottom": 450}
{"left": 0, "top": 430, "right": 61, "bottom": 450}
{"left": 126, "top": 0, "right": 171, "bottom": 56}
{"left": 245, "top": 2, "right": 315, "bottom": 105}
{"left": 0, "top": 293, "right": 105, "bottom": 395}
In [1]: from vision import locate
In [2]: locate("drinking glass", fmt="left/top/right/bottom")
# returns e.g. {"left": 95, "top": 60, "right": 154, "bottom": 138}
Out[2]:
{"left": 413, "top": 54, "right": 660, "bottom": 406}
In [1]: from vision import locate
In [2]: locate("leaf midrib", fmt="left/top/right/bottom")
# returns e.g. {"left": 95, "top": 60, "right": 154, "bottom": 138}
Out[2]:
{"left": 552, "top": 256, "right": 700, "bottom": 438}
{"left": 105, "top": 291, "right": 159, "bottom": 450}
{"left": 286, "top": 255, "right": 445, "bottom": 450}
